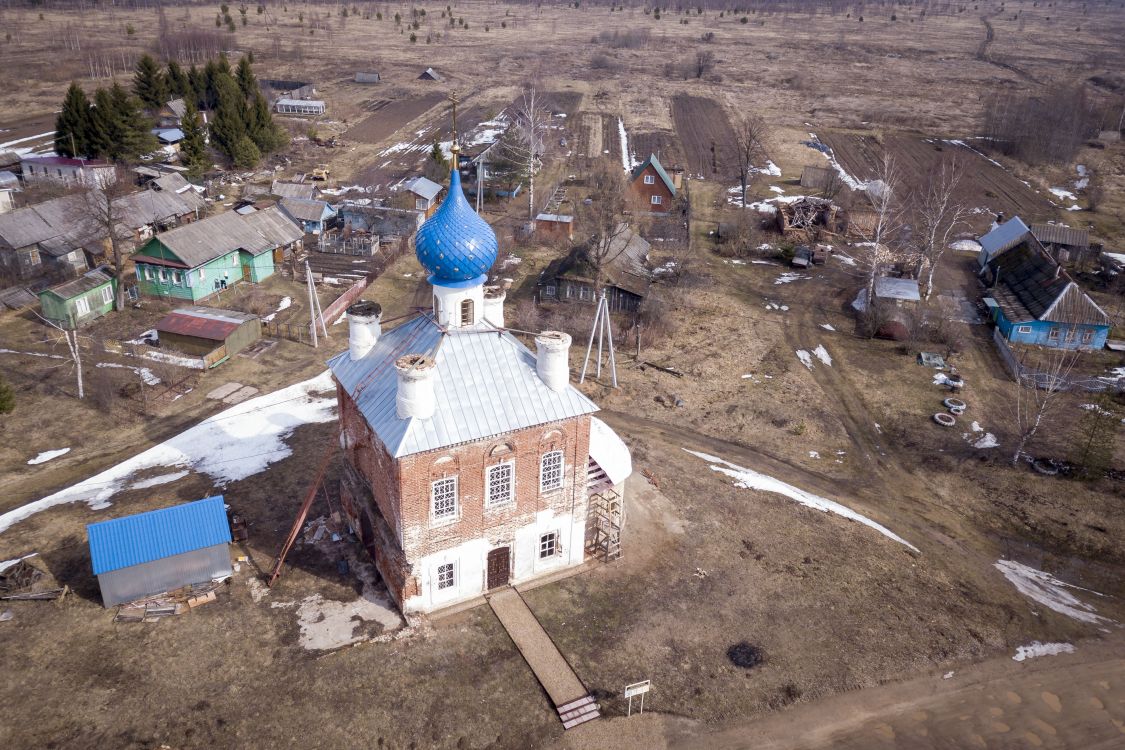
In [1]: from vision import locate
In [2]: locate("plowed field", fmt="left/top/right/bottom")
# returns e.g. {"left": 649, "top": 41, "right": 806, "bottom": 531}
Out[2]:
{"left": 343, "top": 94, "right": 446, "bottom": 145}
{"left": 671, "top": 94, "right": 736, "bottom": 177}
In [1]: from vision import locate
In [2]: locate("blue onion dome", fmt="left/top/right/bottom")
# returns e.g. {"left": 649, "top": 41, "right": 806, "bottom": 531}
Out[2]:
{"left": 414, "top": 169, "right": 498, "bottom": 288}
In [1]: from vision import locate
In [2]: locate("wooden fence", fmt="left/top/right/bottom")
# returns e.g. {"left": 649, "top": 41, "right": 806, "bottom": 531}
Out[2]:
{"left": 992, "top": 328, "right": 1120, "bottom": 393}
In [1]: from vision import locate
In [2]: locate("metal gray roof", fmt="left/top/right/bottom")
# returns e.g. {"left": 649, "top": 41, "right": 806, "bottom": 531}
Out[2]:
{"left": 241, "top": 206, "right": 304, "bottom": 246}
{"left": 279, "top": 197, "right": 334, "bottom": 223}
{"left": 0, "top": 206, "right": 59, "bottom": 249}
{"left": 874, "top": 276, "right": 921, "bottom": 301}
{"left": 404, "top": 176, "right": 443, "bottom": 201}
{"left": 979, "top": 217, "right": 1031, "bottom": 262}
{"left": 1031, "top": 223, "right": 1089, "bottom": 249}
{"left": 328, "top": 315, "right": 599, "bottom": 457}
{"left": 147, "top": 210, "right": 282, "bottom": 267}
{"left": 271, "top": 181, "right": 317, "bottom": 200}
{"left": 44, "top": 269, "right": 113, "bottom": 300}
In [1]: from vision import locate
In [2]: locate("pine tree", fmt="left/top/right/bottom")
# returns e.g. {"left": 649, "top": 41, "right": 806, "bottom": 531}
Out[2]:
{"left": 133, "top": 54, "right": 167, "bottom": 110}
{"left": 179, "top": 100, "right": 209, "bottom": 178}
{"left": 247, "top": 91, "right": 286, "bottom": 154}
{"left": 166, "top": 60, "right": 190, "bottom": 100}
{"left": 210, "top": 74, "right": 249, "bottom": 162}
{"left": 0, "top": 373, "right": 15, "bottom": 415}
{"left": 55, "top": 82, "right": 93, "bottom": 158}
{"left": 236, "top": 55, "right": 257, "bottom": 98}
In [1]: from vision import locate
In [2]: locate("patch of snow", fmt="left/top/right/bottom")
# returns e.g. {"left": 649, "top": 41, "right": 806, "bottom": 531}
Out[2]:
{"left": 971, "top": 421, "right": 983, "bottom": 433}
{"left": 125, "top": 330, "right": 158, "bottom": 345}
{"left": 27, "top": 448, "right": 70, "bottom": 465}
{"left": 812, "top": 345, "right": 832, "bottom": 367}
{"left": 994, "top": 559, "right": 1113, "bottom": 625}
{"left": 296, "top": 587, "right": 403, "bottom": 651}
{"left": 0, "top": 553, "right": 39, "bottom": 572}
{"left": 1012, "top": 642, "right": 1075, "bottom": 662}
{"left": 808, "top": 450, "right": 820, "bottom": 459}
{"left": 0, "top": 349, "right": 65, "bottom": 360}
{"left": 0, "top": 131, "right": 54, "bottom": 149}
{"left": 741, "top": 373, "right": 755, "bottom": 380}
{"left": 796, "top": 350, "right": 814, "bottom": 370}
{"left": 820, "top": 323, "right": 836, "bottom": 332}
{"left": 0, "top": 371, "right": 337, "bottom": 535}
{"left": 129, "top": 470, "right": 190, "bottom": 490}
{"left": 96, "top": 362, "right": 160, "bottom": 386}
{"left": 262, "top": 296, "right": 293, "bottom": 323}
{"left": 617, "top": 118, "right": 632, "bottom": 172}
{"left": 950, "top": 239, "right": 982, "bottom": 253}
{"left": 751, "top": 260, "right": 779, "bottom": 266}
{"left": 1049, "top": 187, "right": 1076, "bottom": 201}
{"left": 834, "top": 253, "right": 857, "bottom": 267}
{"left": 684, "top": 449, "right": 919, "bottom": 552}
{"left": 775, "top": 272, "right": 808, "bottom": 285}
{"left": 769, "top": 185, "right": 785, "bottom": 194}
{"left": 1080, "top": 403, "right": 1113, "bottom": 417}
{"left": 142, "top": 350, "right": 204, "bottom": 369}
{"left": 1066, "top": 204, "right": 1082, "bottom": 212}
{"left": 973, "top": 433, "right": 999, "bottom": 449}
{"left": 874, "top": 423, "right": 883, "bottom": 434}
{"left": 943, "top": 671, "right": 955, "bottom": 679}
{"left": 779, "top": 305, "right": 789, "bottom": 312}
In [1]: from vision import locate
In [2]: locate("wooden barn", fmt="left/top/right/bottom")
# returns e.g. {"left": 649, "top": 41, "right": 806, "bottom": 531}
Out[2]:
{"left": 155, "top": 306, "right": 261, "bottom": 367}
{"left": 538, "top": 227, "right": 652, "bottom": 313}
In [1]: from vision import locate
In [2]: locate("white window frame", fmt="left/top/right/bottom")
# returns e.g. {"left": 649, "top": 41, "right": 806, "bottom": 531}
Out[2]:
{"left": 100, "top": 285, "right": 113, "bottom": 305}
{"left": 485, "top": 461, "right": 515, "bottom": 508}
{"left": 199, "top": 267, "right": 206, "bottom": 280}
{"left": 539, "top": 531, "right": 560, "bottom": 559}
{"left": 431, "top": 477, "right": 459, "bottom": 521}
{"left": 435, "top": 561, "right": 456, "bottom": 591}
{"left": 540, "top": 451, "right": 564, "bottom": 492}
{"left": 172, "top": 270, "right": 183, "bottom": 286}
{"left": 578, "top": 286, "right": 592, "bottom": 301}
{"left": 1081, "top": 328, "right": 1094, "bottom": 343}
{"left": 1017, "top": 325, "right": 1032, "bottom": 334}
{"left": 74, "top": 295, "right": 90, "bottom": 316}
{"left": 643, "top": 174, "right": 655, "bottom": 185}
{"left": 1048, "top": 327, "right": 1060, "bottom": 341}
{"left": 544, "top": 284, "right": 557, "bottom": 298}
{"left": 651, "top": 195, "right": 663, "bottom": 205}
{"left": 158, "top": 268, "right": 167, "bottom": 282}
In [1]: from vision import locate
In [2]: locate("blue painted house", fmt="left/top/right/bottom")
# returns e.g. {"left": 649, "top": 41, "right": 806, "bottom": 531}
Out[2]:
{"left": 278, "top": 197, "right": 336, "bottom": 235}
{"left": 982, "top": 240, "right": 1110, "bottom": 350}
{"left": 87, "top": 495, "right": 232, "bottom": 607}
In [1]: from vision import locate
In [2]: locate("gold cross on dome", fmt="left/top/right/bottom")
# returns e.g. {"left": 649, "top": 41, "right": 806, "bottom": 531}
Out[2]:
{"left": 448, "top": 90, "right": 461, "bottom": 169}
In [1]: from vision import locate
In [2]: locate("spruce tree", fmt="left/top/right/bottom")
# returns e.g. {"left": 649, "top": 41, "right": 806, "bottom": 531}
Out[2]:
{"left": 0, "top": 373, "right": 15, "bottom": 415}
{"left": 247, "top": 91, "right": 286, "bottom": 154}
{"left": 236, "top": 55, "right": 257, "bottom": 98}
{"left": 210, "top": 74, "right": 250, "bottom": 163}
{"left": 109, "top": 82, "right": 159, "bottom": 161}
{"left": 134, "top": 54, "right": 168, "bottom": 110}
{"left": 88, "top": 87, "right": 124, "bottom": 160}
{"left": 202, "top": 59, "right": 221, "bottom": 110}
{"left": 166, "top": 60, "right": 190, "bottom": 100}
{"left": 179, "top": 100, "right": 209, "bottom": 178}
{"left": 230, "top": 135, "right": 262, "bottom": 169}
{"left": 55, "top": 82, "right": 93, "bottom": 158}
{"left": 188, "top": 65, "right": 207, "bottom": 109}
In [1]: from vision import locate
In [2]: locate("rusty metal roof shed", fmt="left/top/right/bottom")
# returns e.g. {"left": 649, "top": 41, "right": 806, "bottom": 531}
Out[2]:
{"left": 156, "top": 306, "right": 258, "bottom": 342}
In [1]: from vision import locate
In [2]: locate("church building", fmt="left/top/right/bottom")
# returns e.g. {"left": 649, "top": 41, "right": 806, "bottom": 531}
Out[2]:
{"left": 328, "top": 141, "right": 630, "bottom": 614}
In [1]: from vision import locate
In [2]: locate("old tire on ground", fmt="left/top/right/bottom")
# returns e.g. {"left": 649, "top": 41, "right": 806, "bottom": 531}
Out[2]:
{"left": 949, "top": 406, "right": 966, "bottom": 416}
{"left": 1033, "top": 458, "right": 1060, "bottom": 476}
{"left": 944, "top": 397, "right": 967, "bottom": 410}
{"left": 934, "top": 412, "right": 956, "bottom": 427}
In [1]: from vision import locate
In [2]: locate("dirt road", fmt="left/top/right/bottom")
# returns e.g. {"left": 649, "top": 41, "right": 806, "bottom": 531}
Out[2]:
{"left": 552, "top": 633, "right": 1125, "bottom": 749}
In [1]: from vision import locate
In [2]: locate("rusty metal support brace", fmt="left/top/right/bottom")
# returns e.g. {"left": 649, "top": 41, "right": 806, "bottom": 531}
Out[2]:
{"left": 266, "top": 443, "right": 337, "bottom": 587}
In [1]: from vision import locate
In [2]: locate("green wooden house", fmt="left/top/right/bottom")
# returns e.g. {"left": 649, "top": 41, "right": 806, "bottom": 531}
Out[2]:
{"left": 38, "top": 269, "right": 117, "bottom": 329}
{"left": 132, "top": 207, "right": 303, "bottom": 302}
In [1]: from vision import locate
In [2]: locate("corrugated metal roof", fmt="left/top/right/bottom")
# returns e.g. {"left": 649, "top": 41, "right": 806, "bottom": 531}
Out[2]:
{"left": 279, "top": 197, "right": 334, "bottom": 222}
{"left": 979, "top": 217, "right": 1031, "bottom": 260}
{"left": 242, "top": 205, "right": 304, "bottom": 246}
{"left": 535, "top": 213, "right": 573, "bottom": 223}
{"left": 271, "top": 181, "right": 317, "bottom": 200}
{"left": 156, "top": 306, "right": 257, "bottom": 340}
{"left": 276, "top": 98, "right": 325, "bottom": 107}
{"left": 0, "top": 206, "right": 59, "bottom": 249}
{"left": 1031, "top": 223, "right": 1089, "bottom": 248}
{"left": 875, "top": 276, "right": 921, "bottom": 301}
{"left": 44, "top": 269, "right": 113, "bottom": 300}
{"left": 144, "top": 210, "right": 288, "bottom": 267}
{"left": 328, "top": 315, "right": 599, "bottom": 457}
{"left": 87, "top": 495, "right": 231, "bottom": 575}
{"left": 405, "top": 176, "right": 443, "bottom": 201}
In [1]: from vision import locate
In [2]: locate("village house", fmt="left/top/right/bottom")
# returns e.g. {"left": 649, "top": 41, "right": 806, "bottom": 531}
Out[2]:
{"left": 403, "top": 176, "right": 444, "bottom": 217}
{"left": 279, "top": 197, "right": 336, "bottom": 235}
{"left": 538, "top": 226, "right": 652, "bottom": 313}
{"left": 156, "top": 98, "right": 208, "bottom": 129}
{"left": 20, "top": 155, "right": 116, "bottom": 188}
{"left": 132, "top": 206, "right": 302, "bottom": 301}
{"left": 328, "top": 154, "right": 630, "bottom": 615}
{"left": 0, "top": 195, "right": 100, "bottom": 279}
{"left": 629, "top": 153, "right": 677, "bottom": 213}
{"left": 534, "top": 213, "right": 574, "bottom": 241}
{"left": 37, "top": 268, "right": 117, "bottom": 329}
{"left": 1030, "top": 223, "right": 1091, "bottom": 264}
{"left": 982, "top": 239, "right": 1110, "bottom": 350}
{"left": 270, "top": 180, "right": 318, "bottom": 200}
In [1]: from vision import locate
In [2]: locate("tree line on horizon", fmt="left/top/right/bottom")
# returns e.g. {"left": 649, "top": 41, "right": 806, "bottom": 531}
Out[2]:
{"left": 55, "top": 52, "right": 286, "bottom": 176}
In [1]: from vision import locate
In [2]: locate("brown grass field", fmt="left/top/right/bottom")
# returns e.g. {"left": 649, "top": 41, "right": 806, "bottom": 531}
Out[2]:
{"left": 2, "top": 1, "right": 1125, "bottom": 748}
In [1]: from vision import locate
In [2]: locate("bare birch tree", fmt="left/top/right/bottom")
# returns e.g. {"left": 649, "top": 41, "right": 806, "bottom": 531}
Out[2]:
{"left": 81, "top": 167, "right": 136, "bottom": 311}
{"left": 499, "top": 88, "right": 550, "bottom": 221}
{"left": 914, "top": 156, "right": 970, "bottom": 300}
{"left": 733, "top": 114, "right": 773, "bottom": 209}
{"left": 1010, "top": 343, "right": 1082, "bottom": 465}
{"left": 856, "top": 154, "right": 908, "bottom": 329}
{"left": 36, "top": 313, "right": 85, "bottom": 399}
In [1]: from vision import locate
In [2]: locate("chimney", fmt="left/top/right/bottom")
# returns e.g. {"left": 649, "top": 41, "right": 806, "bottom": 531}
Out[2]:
{"left": 483, "top": 279, "right": 513, "bottom": 328}
{"left": 395, "top": 354, "right": 436, "bottom": 420}
{"left": 347, "top": 300, "right": 383, "bottom": 361}
{"left": 535, "top": 331, "right": 572, "bottom": 392}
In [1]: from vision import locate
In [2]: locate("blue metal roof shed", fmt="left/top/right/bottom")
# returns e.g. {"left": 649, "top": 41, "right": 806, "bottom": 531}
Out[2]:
{"left": 87, "top": 496, "right": 233, "bottom": 607}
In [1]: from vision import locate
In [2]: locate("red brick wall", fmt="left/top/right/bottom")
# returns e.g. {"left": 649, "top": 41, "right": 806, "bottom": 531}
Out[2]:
{"left": 630, "top": 165, "right": 675, "bottom": 212}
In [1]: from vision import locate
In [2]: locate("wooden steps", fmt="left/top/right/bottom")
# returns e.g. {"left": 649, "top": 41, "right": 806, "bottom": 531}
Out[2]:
{"left": 557, "top": 694, "right": 601, "bottom": 730}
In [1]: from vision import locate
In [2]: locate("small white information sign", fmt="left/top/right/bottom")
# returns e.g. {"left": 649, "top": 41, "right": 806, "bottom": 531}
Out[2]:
{"left": 624, "top": 680, "right": 651, "bottom": 716}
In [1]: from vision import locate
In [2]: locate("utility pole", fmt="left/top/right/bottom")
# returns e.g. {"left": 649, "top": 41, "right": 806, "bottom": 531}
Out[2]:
{"left": 579, "top": 290, "right": 618, "bottom": 387}
{"left": 306, "top": 261, "right": 319, "bottom": 348}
